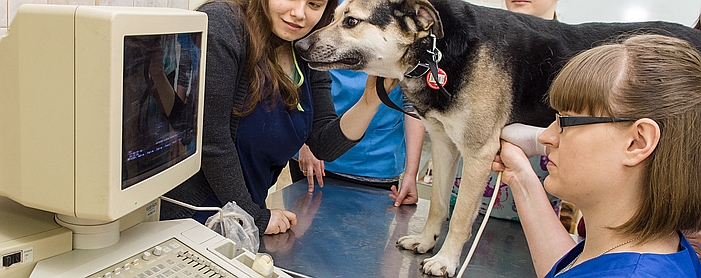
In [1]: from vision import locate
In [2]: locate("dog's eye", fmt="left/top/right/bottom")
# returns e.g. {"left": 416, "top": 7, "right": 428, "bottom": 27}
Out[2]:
{"left": 343, "top": 17, "right": 360, "bottom": 28}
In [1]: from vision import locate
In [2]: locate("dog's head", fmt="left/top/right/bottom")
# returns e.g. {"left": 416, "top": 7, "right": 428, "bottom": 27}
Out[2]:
{"left": 295, "top": 0, "right": 443, "bottom": 79}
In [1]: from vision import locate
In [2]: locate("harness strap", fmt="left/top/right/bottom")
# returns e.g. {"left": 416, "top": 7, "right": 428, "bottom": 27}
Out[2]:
{"left": 427, "top": 58, "right": 452, "bottom": 99}
{"left": 375, "top": 77, "right": 420, "bottom": 120}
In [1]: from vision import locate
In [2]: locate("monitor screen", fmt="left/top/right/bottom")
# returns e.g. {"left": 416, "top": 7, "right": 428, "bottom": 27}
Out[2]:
{"left": 0, "top": 4, "right": 207, "bottom": 223}
{"left": 122, "top": 33, "right": 201, "bottom": 190}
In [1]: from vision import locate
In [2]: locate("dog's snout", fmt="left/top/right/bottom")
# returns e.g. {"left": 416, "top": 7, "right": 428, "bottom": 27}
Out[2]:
{"left": 295, "top": 37, "right": 312, "bottom": 55}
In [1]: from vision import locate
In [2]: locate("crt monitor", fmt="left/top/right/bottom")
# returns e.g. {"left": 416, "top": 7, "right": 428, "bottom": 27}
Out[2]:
{"left": 0, "top": 4, "right": 207, "bottom": 248}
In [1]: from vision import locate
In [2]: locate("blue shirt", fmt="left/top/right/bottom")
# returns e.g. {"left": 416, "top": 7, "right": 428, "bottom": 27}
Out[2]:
{"left": 547, "top": 232, "right": 701, "bottom": 277}
{"left": 323, "top": 70, "right": 407, "bottom": 179}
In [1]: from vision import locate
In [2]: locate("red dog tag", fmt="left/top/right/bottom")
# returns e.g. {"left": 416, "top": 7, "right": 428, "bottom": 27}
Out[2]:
{"left": 426, "top": 68, "right": 448, "bottom": 90}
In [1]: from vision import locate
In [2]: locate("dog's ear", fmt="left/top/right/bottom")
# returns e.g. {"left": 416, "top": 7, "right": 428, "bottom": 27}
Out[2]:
{"left": 409, "top": 0, "right": 443, "bottom": 39}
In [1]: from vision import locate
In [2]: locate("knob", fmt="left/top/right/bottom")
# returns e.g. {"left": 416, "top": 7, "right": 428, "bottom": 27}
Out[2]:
{"left": 114, "top": 267, "right": 121, "bottom": 275}
{"left": 103, "top": 272, "right": 112, "bottom": 278}
{"left": 132, "top": 259, "right": 140, "bottom": 266}
{"left": 142, "top": 251, "right": 151, "bottom": 261}
{"left": 153, "top": 246, "right": 163, "bottom": 256}
{"left": 123, "top": 263, "right": 131, "bottom": 270}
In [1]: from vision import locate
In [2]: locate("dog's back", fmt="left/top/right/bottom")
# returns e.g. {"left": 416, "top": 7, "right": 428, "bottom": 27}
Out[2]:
{"left": 419, "top": 0, "right": 701, "bottom": 127}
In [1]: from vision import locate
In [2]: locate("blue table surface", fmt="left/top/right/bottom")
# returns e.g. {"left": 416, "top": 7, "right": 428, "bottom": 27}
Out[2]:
{"left": 260, "top": 177, "right": 536, "bottom": 278}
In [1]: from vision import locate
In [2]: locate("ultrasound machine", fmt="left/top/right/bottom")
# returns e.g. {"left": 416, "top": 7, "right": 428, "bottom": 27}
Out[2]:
{"left": 0, "top": 5, "right": 290, "bottom": 277}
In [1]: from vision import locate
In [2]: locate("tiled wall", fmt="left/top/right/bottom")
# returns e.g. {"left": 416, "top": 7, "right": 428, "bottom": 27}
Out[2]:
{"left": 0, "top": 0, "right": 192, "bottom": 35}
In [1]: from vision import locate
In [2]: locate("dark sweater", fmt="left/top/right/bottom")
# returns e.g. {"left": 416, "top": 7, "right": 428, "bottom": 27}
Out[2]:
{"left": 161, "top": 0, "right": 358, "bottom": 234}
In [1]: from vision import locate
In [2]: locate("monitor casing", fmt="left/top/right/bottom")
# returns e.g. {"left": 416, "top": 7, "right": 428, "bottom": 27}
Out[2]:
{"left": 0, "top": 4, "right": 207, "bottom": 248}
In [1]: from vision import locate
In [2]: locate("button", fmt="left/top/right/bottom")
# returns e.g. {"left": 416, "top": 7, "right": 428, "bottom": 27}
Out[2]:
{"left": 103, "top": 272, "right": 112, "bottom": 278}
{"left": 142, "top": 251, "right": 152, "bottom": 261}
{"left": 113, "top": 267, "right": 121, "bottom": 275}
{"left": 123, "top": 263, "right": 131, "bottom": 270}
{"left": 133, "top": 258, "right": 141, "bottom": 266}
{"left": 153, "top": 246, "right": 163, "bottom": 256}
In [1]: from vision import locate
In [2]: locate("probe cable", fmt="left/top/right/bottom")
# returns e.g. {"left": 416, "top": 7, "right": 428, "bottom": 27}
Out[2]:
{"left": 455, "top": 171, "right": 503, "bottom": 278}
{"left": 160, "top": 196, "right": 226, "bottom": 238}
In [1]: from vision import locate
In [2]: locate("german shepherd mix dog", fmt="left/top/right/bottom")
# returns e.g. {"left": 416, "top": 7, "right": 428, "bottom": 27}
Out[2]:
{"left": 295, "top": 0, "right": 701, "bottom": 276}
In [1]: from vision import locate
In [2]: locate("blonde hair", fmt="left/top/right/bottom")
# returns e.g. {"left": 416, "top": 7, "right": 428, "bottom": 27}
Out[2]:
{"left": 549, "top": 34, "right": 701, "bottom": 241}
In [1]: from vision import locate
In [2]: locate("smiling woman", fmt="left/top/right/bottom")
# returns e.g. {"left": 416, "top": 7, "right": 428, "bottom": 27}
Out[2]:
{"left": 268, "top": 0, "right": 328, "bottom": 42}
{"left": 159, "top": 0, "right": 396, "bottom": 237}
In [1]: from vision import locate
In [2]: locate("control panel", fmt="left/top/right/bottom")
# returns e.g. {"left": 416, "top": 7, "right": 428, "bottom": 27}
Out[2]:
{"left": 31, "top": 219, "right": 289, "bottom": 278}
{"left": 87, "top": 238, "right": 232, "bottom": 278}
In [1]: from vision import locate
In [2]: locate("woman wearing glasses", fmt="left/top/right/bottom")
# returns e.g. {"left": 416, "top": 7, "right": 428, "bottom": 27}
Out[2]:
{"left": 493, "top": 34, "right": 701, "bottom": 277}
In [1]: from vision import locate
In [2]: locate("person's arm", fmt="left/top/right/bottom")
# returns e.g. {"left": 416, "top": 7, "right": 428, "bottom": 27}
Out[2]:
{"left": 148, "top": 52, "right": 178, "bottom": 116}
{"left": 390, "top": 106, "right": 424, "bottom": 206}
{"left": 304, "top": 72, "right": 396, "bottom": 162}
{"left": 492, "top": 141, "right": 575, "bottom": 276}
{"left": 339, "top": 76, "right": 396, "bottom": 140}
{"left": 197, "top": 2, "right": 273, "bottom": 234}
{"left": 297, "top": 144, "right": 325, "bottom": 192}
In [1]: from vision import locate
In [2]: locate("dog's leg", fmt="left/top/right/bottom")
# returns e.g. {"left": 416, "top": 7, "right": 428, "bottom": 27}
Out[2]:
{"left": 421, "top": 127, "right": 502, "bottom": 277}
{"left": 397, "top": 119, "right": 460, "bottom": 254}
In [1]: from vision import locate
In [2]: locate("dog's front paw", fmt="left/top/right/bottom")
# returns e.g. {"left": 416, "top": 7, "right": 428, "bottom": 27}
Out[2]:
{"left": 421, "top": 253, "right": 459, "bottom": 277}
{"left": 396, "top": 234, "right": 437, "bottom": 254}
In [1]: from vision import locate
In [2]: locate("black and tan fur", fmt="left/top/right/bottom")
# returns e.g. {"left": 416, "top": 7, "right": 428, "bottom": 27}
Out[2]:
{"left": 295, "top": 0, "right": 701, "bottom": 276}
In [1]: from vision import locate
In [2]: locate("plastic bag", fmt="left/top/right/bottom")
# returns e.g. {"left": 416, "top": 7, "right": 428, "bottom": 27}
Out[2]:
{"left": 205, "top": 201, "right": 260, "bottom": 253}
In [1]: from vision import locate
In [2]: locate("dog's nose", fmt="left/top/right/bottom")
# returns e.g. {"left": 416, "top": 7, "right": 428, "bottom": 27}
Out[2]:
{"left": 295, "top": 38, "right": 311, "bottom": 54}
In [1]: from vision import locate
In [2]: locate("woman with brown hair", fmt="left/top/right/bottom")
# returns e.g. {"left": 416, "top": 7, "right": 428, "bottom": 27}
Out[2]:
{"left": 494, "top": 34, "right": 701, "bottom": 277}
{"left": 161, "top": 0, "right": 395, "bottom": 235}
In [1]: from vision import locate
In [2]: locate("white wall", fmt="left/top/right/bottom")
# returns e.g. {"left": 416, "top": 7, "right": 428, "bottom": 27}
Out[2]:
{"left": 466, "top": 0, "right": 701, "bottom": 27}
{"left": 557, "top": 0, "right": 701, "bottom": 26}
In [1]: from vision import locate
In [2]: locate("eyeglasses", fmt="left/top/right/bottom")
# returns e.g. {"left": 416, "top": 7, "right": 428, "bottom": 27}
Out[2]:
{"left": 555, "top": 113, "right": 637, "bottom": 133}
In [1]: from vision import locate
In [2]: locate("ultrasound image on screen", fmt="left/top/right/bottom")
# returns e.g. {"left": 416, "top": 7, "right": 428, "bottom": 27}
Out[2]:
{"left": 121, "top": 33, "right": 201, "bottom": 190}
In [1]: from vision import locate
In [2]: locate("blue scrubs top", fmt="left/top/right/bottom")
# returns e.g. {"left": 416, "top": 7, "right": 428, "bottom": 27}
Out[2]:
{"left": 323, "top": 70, "right": 407, "bottom": 179}
{"left": 547, "top": 231, "right": 701, "bottom": 277}
{"left": 236, "top": 52, "right": 314, "bottom": 206}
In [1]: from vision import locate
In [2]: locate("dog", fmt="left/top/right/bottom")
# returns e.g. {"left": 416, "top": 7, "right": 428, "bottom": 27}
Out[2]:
{"left": 295, "top": 0, "right": 701, "bottom": 276}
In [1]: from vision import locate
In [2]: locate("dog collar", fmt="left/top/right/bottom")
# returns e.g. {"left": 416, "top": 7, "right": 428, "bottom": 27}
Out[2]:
{"left": 404, "top": 32, "right": 443, "bottom": 78}
{"left": 403, "top": 32, "right": 451, "bottom": 99}
{"left": 404, "top": 61, "right": 431, "bottom": 78}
